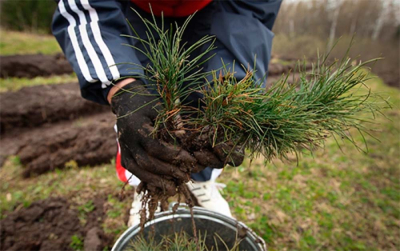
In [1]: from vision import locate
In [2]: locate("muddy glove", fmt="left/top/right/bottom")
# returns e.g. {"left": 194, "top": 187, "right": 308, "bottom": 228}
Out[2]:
{"left": 190, "top": 126, "right": 244, "bottom": 169}
{"left": 213, "top": 142, "right": 244, "bottom": 167}
{"left": 193, "top": 142, "right": 244, "bottom": 169}
{"left": 111, "top": 80, "right": 200, "bottom": 195}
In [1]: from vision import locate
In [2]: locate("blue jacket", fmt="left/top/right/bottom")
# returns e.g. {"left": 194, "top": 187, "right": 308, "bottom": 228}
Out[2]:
{"left": 52, "top": 0, "right": 282, "bottom": 105}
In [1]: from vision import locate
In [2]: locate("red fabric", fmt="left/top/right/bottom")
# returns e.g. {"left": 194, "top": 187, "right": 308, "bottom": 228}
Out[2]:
{"left": 115, "top": 142, "right": 128, "bottom": 182}
{"left": 131, "top": 0, "right": 212, "bottom": 17}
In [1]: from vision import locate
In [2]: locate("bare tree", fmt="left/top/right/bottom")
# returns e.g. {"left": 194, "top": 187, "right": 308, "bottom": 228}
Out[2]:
{"left": 327, "top": 0, "right": 342, "bottom": 50}
{"left": 372, "top": 0, "right": 390, "bottom": 41}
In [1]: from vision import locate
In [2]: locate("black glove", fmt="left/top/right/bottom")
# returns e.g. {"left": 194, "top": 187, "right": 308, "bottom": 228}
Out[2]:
{"left": 111, "top": 80, "right": 199, "bottom": 195}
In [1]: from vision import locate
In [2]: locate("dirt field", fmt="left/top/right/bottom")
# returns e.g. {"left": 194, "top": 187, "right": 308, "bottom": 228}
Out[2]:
{"left": 1, "top": 51, "right": 399, "bottom": 250}
{"left": 0, "top": 82, "right": 115, "bottom": 176}
{"left": 0, "top": 83, "right": 108, "bottom": 132}
{"left": 1, "top": 196, "right": 113, "bottom": 251}
{"left": 0, "top": 54, "right": 73, "bottom": 78}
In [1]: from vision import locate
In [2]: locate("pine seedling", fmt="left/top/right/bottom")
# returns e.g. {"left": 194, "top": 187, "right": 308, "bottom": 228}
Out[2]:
{"left": 121, "top": 10, "right": 387, "bottom": 161}
{"left": 193, "top": 54, "right": 388, "bottom": 161}
{"left": 126, "top": 231, "right": 239, "bottom": 251}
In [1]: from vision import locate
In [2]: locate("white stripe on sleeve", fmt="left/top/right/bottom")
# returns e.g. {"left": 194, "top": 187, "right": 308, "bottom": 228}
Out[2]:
{"left": 58, "top": 0, "right": 95, "bottom": 83}
{"left": 68, "top": 0, "right": 110, "bottom": 86}
{"left": 81, "top": 0, "right": 121, "bottom": 85}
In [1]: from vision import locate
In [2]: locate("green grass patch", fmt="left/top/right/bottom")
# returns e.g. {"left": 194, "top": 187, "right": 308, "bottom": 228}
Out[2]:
{"left": 0, "top": 74, "right": 78, "bottom": 92}
{"left": 0, "top": 29, "right": 61, "bottom": 55}
{"left": 70, "top": 234, "right": 84, "bottom": 251}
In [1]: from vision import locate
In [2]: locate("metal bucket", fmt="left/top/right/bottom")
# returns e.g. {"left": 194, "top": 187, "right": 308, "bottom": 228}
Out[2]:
{"left": 112, "top": 205, "right": 266, "bottom": 251}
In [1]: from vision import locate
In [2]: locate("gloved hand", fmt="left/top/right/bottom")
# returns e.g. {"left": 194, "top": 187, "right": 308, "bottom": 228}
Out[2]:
{"left": 111, "top": 80, "right": 200, "bottom": 195}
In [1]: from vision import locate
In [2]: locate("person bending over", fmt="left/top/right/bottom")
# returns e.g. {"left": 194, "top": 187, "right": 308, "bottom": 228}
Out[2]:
{"left": 52, "top": 0, "right": 281, "bottom": 226}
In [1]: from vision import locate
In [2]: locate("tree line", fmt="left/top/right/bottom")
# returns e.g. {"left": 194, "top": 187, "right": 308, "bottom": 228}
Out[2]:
{"left": 273, "top": 0, "right": 399, "bottom": 43}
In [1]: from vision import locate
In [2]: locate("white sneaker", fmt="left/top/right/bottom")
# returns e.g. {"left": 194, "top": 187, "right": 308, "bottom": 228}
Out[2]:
{"left": 186, "top": 180, "right": 232, "bottom": 217}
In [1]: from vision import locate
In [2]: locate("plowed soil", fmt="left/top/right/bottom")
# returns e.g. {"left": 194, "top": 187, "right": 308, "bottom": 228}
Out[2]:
{"left": 0, "top": 112, "right": 116, "bottom": 177}
{"left": 0, "top": 83, "right": 108, "bottom": 134}
{"left": 0, "top": 82, "right": 116, "bottom": 176}
{"left": 0, "top": 196, "right": 113, "bottom": 251}
{"left": 0, "top": 54, "right": 73, "bottom": 78}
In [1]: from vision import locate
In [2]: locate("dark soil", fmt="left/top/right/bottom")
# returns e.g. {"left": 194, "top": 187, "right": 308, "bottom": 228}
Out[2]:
{"left": 0, "top": 112, "right": 116, "bottom": 177}
{"left": 0, "top": 53, "right": 73, "bottom": 78}
{"left": 268, "top": 61, "right": 312, "bottom": 76}
{"left": 19, "top": 112, "right": 116, "bottom": 177}
{"left": 0, "top": 83, "right": 109, "bottom": 134}
{"left": 268, "top": 63, "right": 292, "bottom": 76}
{"left": 0, "top": 196, "right": 113, "bottom": 251}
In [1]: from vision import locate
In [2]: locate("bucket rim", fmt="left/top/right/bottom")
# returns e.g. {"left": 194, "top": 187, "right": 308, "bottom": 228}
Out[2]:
{"left": 112, "top": 205, "right": 266, "bottom": 251}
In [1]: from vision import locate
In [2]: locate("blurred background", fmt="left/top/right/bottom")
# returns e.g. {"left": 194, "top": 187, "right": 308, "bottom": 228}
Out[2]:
{"left": 1, "top": 0, "right": 398, "bottom": 85}
{"left": 0, "top": 0, "right": 399, "bottom": 250}
{"left": 273, "top": 0, "right": 399, "bottom": 88}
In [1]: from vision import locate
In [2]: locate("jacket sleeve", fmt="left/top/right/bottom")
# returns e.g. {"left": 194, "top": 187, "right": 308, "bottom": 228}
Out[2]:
{"left": 205, "top": 0, "right": 282, "bottom": 86}
{"left": 52, "top": 0, "right": 144, "bottom": 105}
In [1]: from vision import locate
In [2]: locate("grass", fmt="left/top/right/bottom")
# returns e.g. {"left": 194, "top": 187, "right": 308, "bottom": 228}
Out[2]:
{"left": 0, "top": 28, "right": 61, "bottom": 55}
{"left": 0, "top": 73, "right": 78, "bottom": 92}
{"left": 271, "top": 34, "right": 399, "bottom": 88}
{"left": 127, "top": 232, "right": 208, "bottom": 251}
{"left": 70, "top": 234, "right": 84, "bottom": 250}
